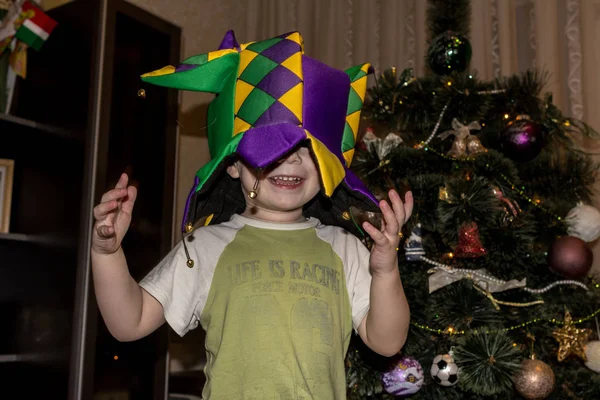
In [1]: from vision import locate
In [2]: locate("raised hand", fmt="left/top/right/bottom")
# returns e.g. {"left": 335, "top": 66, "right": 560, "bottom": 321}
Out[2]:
{"left": 362, "top": 190, "right": 414, "bottom": 275}
{"left": 92, "top": 173, "right": 138, "bottom": 255}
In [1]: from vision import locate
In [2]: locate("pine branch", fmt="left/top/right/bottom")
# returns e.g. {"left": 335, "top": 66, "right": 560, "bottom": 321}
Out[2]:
{"left": 453, "top": 332, "right": 522, "bottom": 397}
{"left": 426, "top": 0, "right": 471, "bottom": 39}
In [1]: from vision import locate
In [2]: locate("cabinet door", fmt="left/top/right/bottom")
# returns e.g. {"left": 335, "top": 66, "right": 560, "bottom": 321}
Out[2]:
{"left": 9, "top": 1, "right": 180, "bottom": 398}
{"left": 89, "top": 2, "right": 180, "bottom": 400}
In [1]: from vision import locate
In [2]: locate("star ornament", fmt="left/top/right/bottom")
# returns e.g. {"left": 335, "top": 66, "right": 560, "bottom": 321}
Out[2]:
{"left": 552, "top": 311, "right": 592, "bottom": 362}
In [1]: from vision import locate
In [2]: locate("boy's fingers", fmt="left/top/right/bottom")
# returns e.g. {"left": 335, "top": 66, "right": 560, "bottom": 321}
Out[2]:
{"left": 403, "top": 191, "right": 414, "bottom": 222}
{"left": 363, "top": 221, "right": 386, "bottom": 244}
{"left": 380, "top": 199, "right": 399, "bottom": 238}
{"left": 94, "top": 200, "right": 118, "bottom": 220}
{"left": 114, "top": 173, "right": 128, "bottom": 190}
{"left": 388, "top": 190, "right": 406, "bottom": 228}
{"left": 120, "top": 186, "right": 138, "bottom": 215}
{"left": 101, "top": 188, "right": 128, "bottom": 203}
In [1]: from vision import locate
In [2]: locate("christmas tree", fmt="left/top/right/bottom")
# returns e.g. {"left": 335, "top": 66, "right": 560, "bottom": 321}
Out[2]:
{"left": 345, "top": 1, "right": 600, "bottom": 399}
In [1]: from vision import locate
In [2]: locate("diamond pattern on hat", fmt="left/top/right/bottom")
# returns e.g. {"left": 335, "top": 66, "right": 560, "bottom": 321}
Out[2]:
{"left": 236, "top": 87, "right": 276, "bottom": 125}
{"left": 261, "top": 39, "right": 302, "bottom": 63}
{"left": 345, "top": 110, "right": 361, "bottom": 137}
{"left": 282, "top": 31, "right": 303, "bottom": 48}
{"left": 254, "top": 100, "right": 300, "bottom": 126}
{"left": 233, "top": 34, "right": 305, "bottom": 135}
{"left": 278, "top": 82, "right": 303, "bottom": 123}
{"left": 256, "top": 65, "right": 302, "bottom": 99}
{"left": 246, "top": 37, "right": 282, "bottom": 54}
{"left": 234, "top": 117, "right": 252, "bottom": 134}
{"left": 281, "top": 52, "right": 303, "bottom": 79}
{"left": 238, "top": 49, "right": 259, "bottom": 76}
{"left": 341, "top": 62, "right": 372, "bottom": 165}
{"left": 238, "top": 54, "right": 279, "bottom": 86}
{"left": 207, "top": 48, "right": 238, "bottom": 62}
{"left": 346, "top": 87, "right": 363, "bottom": 115}
{"left": 234, "top": 80, "right": 255, "bottom": 114}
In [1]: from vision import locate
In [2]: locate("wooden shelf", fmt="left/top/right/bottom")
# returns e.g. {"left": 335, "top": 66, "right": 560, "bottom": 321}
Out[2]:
{"left": 0, "top": 232, "right": 76, "bottom": 248}
{"left": 0, "top": 352, "right": 65, "bottom": 363}
{"left": 0, "top": 112, "right": 81, "bottom": 142}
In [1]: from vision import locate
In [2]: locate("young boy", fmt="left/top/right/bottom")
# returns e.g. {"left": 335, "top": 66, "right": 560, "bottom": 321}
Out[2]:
{"left": 91, "top": 30, "right": 412, "bottom": 399}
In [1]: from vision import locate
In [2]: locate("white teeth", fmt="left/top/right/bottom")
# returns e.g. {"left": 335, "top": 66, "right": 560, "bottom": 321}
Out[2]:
{"left": 269, "top": 176, "right": 302, "bottom": 185}
{"left": 271, "top": 176, "right": 301, "bottom": 182}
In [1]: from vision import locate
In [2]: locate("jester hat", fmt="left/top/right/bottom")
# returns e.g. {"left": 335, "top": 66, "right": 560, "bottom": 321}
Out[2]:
{"left": 141, "top": 30, "right": 379, "bottom": 234}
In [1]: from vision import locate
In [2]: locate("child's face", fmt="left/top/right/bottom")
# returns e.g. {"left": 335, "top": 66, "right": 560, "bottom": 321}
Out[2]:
{"left": 227, "top": 146, "right": 321, "bottom": 221}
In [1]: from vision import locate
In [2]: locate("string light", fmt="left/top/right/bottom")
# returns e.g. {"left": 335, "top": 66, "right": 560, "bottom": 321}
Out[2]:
{"left": 418, "top": 142, "right": 564, "bottom": 222}
{"left": 411, "top": 307, "right": 600, "bottom": 336}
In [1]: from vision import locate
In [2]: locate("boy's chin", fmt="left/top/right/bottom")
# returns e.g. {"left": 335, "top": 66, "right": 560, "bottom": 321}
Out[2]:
{"left": 264, "top": 201, "right": 306, "bottom": 214}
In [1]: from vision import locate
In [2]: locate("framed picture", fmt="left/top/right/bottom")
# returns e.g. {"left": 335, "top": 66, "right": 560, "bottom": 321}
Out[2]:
{"left": 0, "top": 158, "right": 14, "bottom": 233}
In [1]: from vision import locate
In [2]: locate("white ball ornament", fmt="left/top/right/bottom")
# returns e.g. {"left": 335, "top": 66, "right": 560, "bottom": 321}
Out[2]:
{"left": 430, "top": 353, "right": 459, "bottom": 387}
{"left": 584, "top": 341, "right": 600, "bottom": 373}
{"left": 565, "top": 202, "right": 600, "bottom": 243}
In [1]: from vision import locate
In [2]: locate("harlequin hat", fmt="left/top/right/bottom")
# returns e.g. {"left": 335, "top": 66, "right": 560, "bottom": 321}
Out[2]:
{"left": 141, "top": 30, "right": 379, "bottom": 235}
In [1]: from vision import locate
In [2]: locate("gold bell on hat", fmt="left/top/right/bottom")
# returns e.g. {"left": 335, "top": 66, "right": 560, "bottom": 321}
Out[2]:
{"left": 248, "top": 179, "right": 259, "bottom": 199}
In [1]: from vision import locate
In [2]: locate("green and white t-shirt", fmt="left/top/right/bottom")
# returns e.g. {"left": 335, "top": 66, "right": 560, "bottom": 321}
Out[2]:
{"left": 140, "top": 214, "right": 372, "bottom": 399}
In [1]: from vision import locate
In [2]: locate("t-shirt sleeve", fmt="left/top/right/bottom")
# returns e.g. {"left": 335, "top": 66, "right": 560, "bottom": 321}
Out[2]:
{"left": 139, "top": 239, "right": 207, "bottom": 337}
{"left": 346, "top": 236, "right": 372, "bottom": 332}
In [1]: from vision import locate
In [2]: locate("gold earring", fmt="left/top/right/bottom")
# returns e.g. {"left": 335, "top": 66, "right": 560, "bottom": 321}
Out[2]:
{"left": 248, "top": 179, "right": 259, "bottom": 199}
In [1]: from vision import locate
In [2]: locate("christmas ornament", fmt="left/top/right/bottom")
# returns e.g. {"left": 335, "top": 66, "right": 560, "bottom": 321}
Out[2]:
{"left": 455, "top": 221, "right": 486, "bottom": 258}
{"left": 439, "top": 118, "right": 486, "bottom": 158}
{"left": 552, "top": 311, "right": 592, "bottom": 362}
{"left": 498, "top": 116, "right": 546, "bottom": 162}
{"left": 361, "top": 128, "right": 403, "bottom": 161}
{"left": 427, "top": 31, "right": 472, "bottom": 75}
{"left": 584, "top": 340, "right": 600, "bottom": 373}
{"left": 547, "top": 236, "right": 593, "bottom": 280}
{"left": 513, "top": 358, "right": 555, "bottom": 400}
{"left": 438, "top": 186, "right": 452, "bottom": 203}
{"left": 427, "top": 266, "right": 526, "bottom": 294}
{"left": 348, "top": 206, "right": 382, "bottom": 231}
{"left": 491, "top": 185, "right": 520, "bottom": 224}
{"left": 430, "top": 352, "right": 459, "bottom": 387}
{"left": 565, "top": 202, "right": 600, "bottom": 243}
{"left": 382, "top": 356, "right": 424, "bottom": 396}
{"left": 404, "top": 223, "right": 425, "bottom": 261}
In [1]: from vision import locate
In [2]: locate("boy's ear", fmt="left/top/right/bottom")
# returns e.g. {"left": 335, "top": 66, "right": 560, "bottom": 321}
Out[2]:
{"left": 226, "top": 162, "right": 240, "bottom": 179}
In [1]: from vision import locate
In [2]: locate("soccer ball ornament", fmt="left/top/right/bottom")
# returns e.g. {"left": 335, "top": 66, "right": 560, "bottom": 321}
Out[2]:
{"left": 382, "top": 356, "right": 424, "bottom": 396}
{"left": 430, "top": 353, "right": 459, "bottom": 387}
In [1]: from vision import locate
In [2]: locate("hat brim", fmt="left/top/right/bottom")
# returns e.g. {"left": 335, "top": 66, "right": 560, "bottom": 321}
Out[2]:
{"left": 181, "top": 124, "right": 379, "bottom": 234}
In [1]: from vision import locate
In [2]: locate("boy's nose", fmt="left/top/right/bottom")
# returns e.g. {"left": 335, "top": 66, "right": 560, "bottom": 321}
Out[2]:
{"left": 285, "top": 150, "right": 302, "bottom": 164}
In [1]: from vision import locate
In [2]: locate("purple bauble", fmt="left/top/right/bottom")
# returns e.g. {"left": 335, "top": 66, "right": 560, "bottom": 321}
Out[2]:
{"left": 548, "top": 236, "right": 593, "bottom": 279}
{"left": 499, "top": 119, "right": 546, "bottom": 162}
{"left": 382, "top": 356, "right": 424, "bottom": 396}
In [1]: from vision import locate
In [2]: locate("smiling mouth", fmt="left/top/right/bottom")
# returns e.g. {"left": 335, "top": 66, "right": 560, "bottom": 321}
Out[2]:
{"left": 268, "top": 175, "right": 304, "bottom": 188}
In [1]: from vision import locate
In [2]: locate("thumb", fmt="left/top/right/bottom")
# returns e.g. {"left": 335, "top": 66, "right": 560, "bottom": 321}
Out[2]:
{"left": 97, "top": 224, "right": 115, "bottom": 238}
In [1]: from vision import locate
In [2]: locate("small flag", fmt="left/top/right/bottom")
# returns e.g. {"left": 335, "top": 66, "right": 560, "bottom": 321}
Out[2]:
{"left": 15, "top": 1, "right": 57, "bottom": 52}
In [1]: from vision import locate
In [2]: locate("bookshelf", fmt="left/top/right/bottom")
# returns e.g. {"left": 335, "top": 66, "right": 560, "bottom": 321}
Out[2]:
{"left": 0, "top": 1, "right": 180, "bottom": 399}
